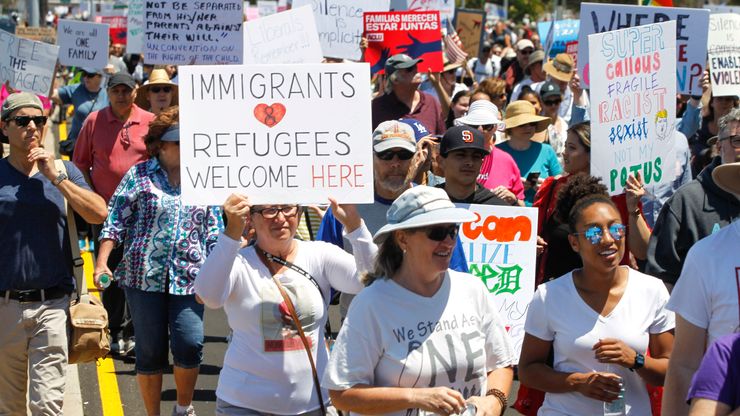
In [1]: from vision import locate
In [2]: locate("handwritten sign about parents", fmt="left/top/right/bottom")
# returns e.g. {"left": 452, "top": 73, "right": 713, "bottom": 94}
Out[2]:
{"left": 127, "top": 0, "right": 145, "bottom": 54}
{"left": 708, "top": 14, "right": 740, "bottom": 98}
{"left": 589, "top": 21, "right": 676, "bottom": 196}
{"left": 243, "top": 5, "right": 323, "bottom": 65}
{"left": 0, "top": 31, "right": 58, "bottom": 96}
{"left": 58, "top": 20, "right": 109, "bottom": 69}
{"left": 178, "top": 64, "right": 373, "bottom": 206}
{"left": 364, "top": 11, "right": 443, "bottom": 75}
{"left": 457, "top": 204, "right": 537, "bottom": 363}
{"left": 578, "top": 2, "right": 708, "bottom": 96}
{"left": 293, "top": 0, "right": 390, "bottom": 61}
{"left": 144, "top": 0, "right": 243, "bottom": 65}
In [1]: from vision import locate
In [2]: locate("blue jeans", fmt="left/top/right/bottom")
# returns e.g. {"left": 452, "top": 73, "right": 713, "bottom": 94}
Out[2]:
{"left": 124, "top": 287, "right": 204, "bottom": 374}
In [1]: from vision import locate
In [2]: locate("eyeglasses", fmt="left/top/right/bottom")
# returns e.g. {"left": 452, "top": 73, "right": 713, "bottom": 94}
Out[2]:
{"left": 420, "top": 224, "right": 459, "bottom": 242}
{"left": 120, "top": 121, "right": 133, "bottom": 147}
{"left": 8, "top": 115, "right": 47, "bottom": 127}
{"left": 83, "top": 72, "right": 99, "bottom": 78}
{"left": 718, "top": 135, "right": 740, "bottom": 148}
{"left": 253, "top": 205, "right": 300, "bottom": 219}
{"left": 543, "top": 99, "right": 562, "bottom": 106}
{"left": 150, "top": 86, "right": 172, "bottom": 94}
{"left": 519, "top": 48, "right": 534, "bottom": 55}
{"left": 375, "top": 149, "right": 415, "bottom": 161}
{"left": 472, "top": 124, "right": 496, "bottom": 132}
{"left": 572, "top": 223, "right": 626, "bottom": 245}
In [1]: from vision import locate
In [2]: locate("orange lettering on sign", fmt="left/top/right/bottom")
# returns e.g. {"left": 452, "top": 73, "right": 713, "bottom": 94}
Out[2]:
{"left": 462, "top": 213, "right": 532, "bottom": 242}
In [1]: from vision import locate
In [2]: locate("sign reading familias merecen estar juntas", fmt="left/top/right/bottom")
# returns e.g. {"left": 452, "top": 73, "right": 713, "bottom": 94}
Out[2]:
{"left": 144, "top": 0, "right": 243, "bottom": 65}
{"left": 178, "top": 64, "right": 374, "bottom": 206}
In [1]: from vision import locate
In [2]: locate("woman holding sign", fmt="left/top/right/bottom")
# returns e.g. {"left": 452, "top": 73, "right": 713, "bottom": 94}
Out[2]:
{"left": 195, "top": 193, "right": 377, "bottom": 415}
{"left": 323, "top": 186, "right": 515, "bottom": 416}
{"left": 518, "top": 174, "right": 675, "bottom": 416}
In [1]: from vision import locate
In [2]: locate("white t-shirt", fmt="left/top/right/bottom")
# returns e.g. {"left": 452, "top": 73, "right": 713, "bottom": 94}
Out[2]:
{"left": 667, "top": 219, "right": 740, "bottom": 345}
{"left": 323, "top": 270, "right": 515, "bottom": 416}
{"left": 194, "top": 225, "right": 376, "bottom": 415}
{"left": 524, "top": 268, "right": 675, "bottom": 416}
{"left": 468, "top": 56, "right": 502, "bottom": 83}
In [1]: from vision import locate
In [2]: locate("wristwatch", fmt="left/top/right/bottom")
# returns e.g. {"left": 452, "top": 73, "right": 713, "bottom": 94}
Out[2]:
{"left": 52, "top": 172, "right": 69, "bottom": 186}
{"left": 630, "top": 351, "right": 645, "bottom": 371}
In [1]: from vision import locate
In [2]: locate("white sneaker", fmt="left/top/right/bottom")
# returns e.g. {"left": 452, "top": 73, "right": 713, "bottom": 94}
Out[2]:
{"left": 172, "top": 404, "right": 196, "bottom": 416}
{"left": 121, "top": 338, "right": 135, "bottom": 356}
{"left": 110, "top": 338, "right": 125, "bottom": 356}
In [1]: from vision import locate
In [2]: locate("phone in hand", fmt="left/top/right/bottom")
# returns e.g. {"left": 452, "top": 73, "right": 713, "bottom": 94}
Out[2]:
{"left": 526, "top": 171, "right": 541, "bottom": 185}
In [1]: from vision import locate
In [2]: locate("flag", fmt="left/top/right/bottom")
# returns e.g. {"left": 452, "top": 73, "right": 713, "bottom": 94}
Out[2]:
{"left": 444, "top": 18, "right": 468, "bottom": 63}
{"left": 642, "top": 0, "right": 673, "bottom": 6}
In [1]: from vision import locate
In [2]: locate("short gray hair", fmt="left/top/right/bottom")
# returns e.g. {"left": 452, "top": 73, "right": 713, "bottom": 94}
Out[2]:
{"left": 384, "top": 71, "right": 400, "bottom": 95}
{"left": 719, "top": 106, "right": 740, "bottom": 133}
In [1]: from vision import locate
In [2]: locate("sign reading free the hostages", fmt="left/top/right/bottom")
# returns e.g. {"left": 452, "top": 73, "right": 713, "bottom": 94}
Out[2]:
{"left": 179, "top": 64, "right": 374, "bottom": 206}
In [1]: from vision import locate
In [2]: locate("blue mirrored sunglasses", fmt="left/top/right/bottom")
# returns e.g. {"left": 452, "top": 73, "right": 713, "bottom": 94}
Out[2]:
{"left": 573, "top": 223, "right": 626, "bottom": 245}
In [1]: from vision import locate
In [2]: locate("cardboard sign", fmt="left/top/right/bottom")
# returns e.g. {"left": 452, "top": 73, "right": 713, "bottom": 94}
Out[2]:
{"left": 589, "top": 21, "right": 676, "bottom": 196}
{"left": 455, "top": 8, "right": 485, "bottom": 58}
{"left": 58, "top": 20, "right": 109, "bottom": 70}
{"left": 707, "top": 13, "right": 740, "bottom": 98}
{"left": 0, "top": 31, "right": 59, "bottom": 96}
{"left": 457, "top": 204, "right": 538, "bottom": 363}
{"left": 406, "top": 0, "right": 455, "bottom": 25}
{"left": 178, "top": 63, "right": 374, "bottom": 206}
{"left": 538, "top": 19, "right": 579, "bottom": 59}
{"left": 127, "top": 0, "right": 145, "bottom": 54}
{"left": 243, "top": 5, "right": 323, "bottom": 65}
{"left": 97, "top": 15, "right": 127, "bottom": 45}
{"left": 144, "top": 0, "right": 243, "bottom": 65}
{"left": 578, "top": 2, "right": 709, "bottom": 96}
{"left": 15, "top": 26, "right": 56, "bottom": 44}
{"left": 293, "top": 0, "right": 390, "bottom": 61}
{"left": 257, "top": 0, "right": 278, "bottom": 17}
{"left": 364, "top": 11, "right": 443, "bottom": 75}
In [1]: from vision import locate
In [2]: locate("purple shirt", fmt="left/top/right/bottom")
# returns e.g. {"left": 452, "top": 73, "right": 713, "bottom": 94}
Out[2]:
{"left": 687, "top": 333, "right": 740, "bottom": 409}
{"left": 371, "top": 90, "right": 445, "bottom": 135}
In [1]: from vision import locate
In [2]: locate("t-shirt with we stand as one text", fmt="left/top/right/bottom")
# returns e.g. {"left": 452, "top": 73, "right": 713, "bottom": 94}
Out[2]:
{"left": 322, "top": 270, "right": 515, "bottom": 416}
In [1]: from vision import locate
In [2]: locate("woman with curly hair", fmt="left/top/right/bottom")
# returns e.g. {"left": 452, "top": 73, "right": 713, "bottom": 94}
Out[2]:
{"left": 518, "top": 174, "right": 675, "bottom": 416}
{"left": 95, "top": 106, "right": 223, "bottom": 416}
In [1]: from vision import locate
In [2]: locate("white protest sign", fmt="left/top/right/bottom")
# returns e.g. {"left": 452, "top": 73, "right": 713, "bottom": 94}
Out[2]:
{"left": 457, "top": 204, "right": 538, "bottom": 363}
{"left": 707, "top": 14, "right": 740, "bottom": 98}
{"left": 127, "top": 0, "right": 145, "bottom": 54}
{"left": 58, "top": 20, "right": 109, "bottom": 69}
{"left": 407, "top": 0, "right": 455, "bottom": 24}
{"left": 578, "top": 3, "right": 709, "bottom": 96}
{"left": 0, "top": 31, "right": 59, "bottom": 96}
{"left": 144, "top": 0, "right": 243, "bottom": 65}
{"left": 589, "top": 21, "right": 676, "bottom": 196}
{"left": 293, "top": 0, "right": 390, "bottom": 61}
{"left": 243, "top": 5, "right": 323, "bottom": 64}
{"left": 257, "top": 0, "right": 278, "bottom": 17}
{"left": 179, "top": 63, "right": 374, "bottom": 205}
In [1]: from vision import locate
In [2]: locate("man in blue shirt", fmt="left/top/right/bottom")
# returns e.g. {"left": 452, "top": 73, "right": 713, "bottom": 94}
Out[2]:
{"left": 0, "top": 92, "right": 107, "bottom": 414}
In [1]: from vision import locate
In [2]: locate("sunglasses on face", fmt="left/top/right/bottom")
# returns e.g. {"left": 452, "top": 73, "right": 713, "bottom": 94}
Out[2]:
{"left": 375, "top": 149, "right": 415, "bottom": 161}
{"left": 573, "top": 223, "right": 626, "bottom": 245}
{"left": 83, "top": 72, "right": 99, "bottom": 78}
{"left": 253, "top": 205, "right": 300, "bottom": 219}
{"left": 519, "top": 48, "right": 534, "bottom": 55}
{"left": 9, "top": 115, "right": 47, "bottom": 127}
{"left": 420, "top": 224, "right": 459, "bottom": 242}
{"left": 472, "top": 124, "right": 496, "bottom": 132}
{"left": 150, "top": 86, "right": 172, "bottom": 94}
{"left": 544, "top": 99, "right": 562, "bottom": 106}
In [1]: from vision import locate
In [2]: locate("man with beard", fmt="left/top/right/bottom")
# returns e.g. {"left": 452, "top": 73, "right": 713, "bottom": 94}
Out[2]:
{"left": 318, "top": 121, "right": 468, "bottom": 318}
{"left": 371, "top": 54, "right": 445, "bottom": 135}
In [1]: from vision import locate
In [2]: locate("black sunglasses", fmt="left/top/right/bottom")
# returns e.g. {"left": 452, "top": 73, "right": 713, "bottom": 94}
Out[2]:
{"left": 83, "top": 72, "right": 99, "bottom": 78}
{"left": 9, "top": 115, "right": 47, "bottom": 127}
{"left": 421, "top": 224, "right": 459, "bottom": 242}
{"left": 544, "top": 99, "right": 562, "bottom": 106}
{"left": 472, "top": 124, "right": 496, "bottom": 132}
{"left": 375, "top": 149, "right": 414, "bottom": 161}
{"left": 253, "top": 205, "right": 300, "bottom": 219}
{"left": 150, "top": 86, "right": 172, "bottom": 94}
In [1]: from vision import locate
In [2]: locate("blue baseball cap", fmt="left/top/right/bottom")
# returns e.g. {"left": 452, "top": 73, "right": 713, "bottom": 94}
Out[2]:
{"left": 399, "top": 118, "right": 431, "bottom": 142}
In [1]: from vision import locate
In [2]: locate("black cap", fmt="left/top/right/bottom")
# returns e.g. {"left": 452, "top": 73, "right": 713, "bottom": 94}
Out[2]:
{"left": 540, "top": 80, "right": 562, "bottom": 100}
{"left": 440, "top": 125, "right": 489, "bottom": 157}
{"left": 107, "top": 72, "right": 136, "bottom": 89}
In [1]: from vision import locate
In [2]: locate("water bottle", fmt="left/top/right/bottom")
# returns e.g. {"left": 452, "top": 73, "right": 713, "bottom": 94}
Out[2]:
{"left": 459, "top": 404, "right": 477, "bottom": 416}
{"left": 98, "top": 273, "right": 111, "bottom": 289}
{"left": 604, "top": 364, "right": 626, "bottom": 416}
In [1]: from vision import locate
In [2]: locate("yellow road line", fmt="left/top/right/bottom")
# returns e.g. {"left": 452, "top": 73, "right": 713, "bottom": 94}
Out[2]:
{"left": 82, "top": 251, "right": 125, "bottom": 416}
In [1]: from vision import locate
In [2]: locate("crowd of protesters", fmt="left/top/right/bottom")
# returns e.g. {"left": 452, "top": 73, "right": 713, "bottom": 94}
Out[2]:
{"left": 0, "top": 5, "right": 739, "bottom": 416}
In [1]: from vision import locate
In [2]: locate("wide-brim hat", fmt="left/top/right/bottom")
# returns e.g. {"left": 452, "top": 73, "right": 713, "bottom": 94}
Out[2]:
{"left": 135, "top": 69, "right": 178, "bottom": 109}
{"left": 712, "top": 162, "right": 740, "bottom": 195}
{"left": 373, "top": 186, "right": 477, "bottom": 243}
{"left": 543, "top": 53, "right": 575, "bottom": 82}
{"left": 504, "top": 100, "right": 551, "bottom": 132}
{"left": 525, "top": 50, "right": 545, "bottom": 75}
{"left": 443, "top": 53, "right": 463, "bottom": 72}
{"left": 455, "top": 100, "right": 503, "bottom": 129}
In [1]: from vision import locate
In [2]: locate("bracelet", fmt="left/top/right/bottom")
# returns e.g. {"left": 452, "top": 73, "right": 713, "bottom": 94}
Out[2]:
{"left": 629, "top": 207, "right": 641, "bottom": 217}
{"left": 485, "top": 388, "right": 507, "bottom": 415}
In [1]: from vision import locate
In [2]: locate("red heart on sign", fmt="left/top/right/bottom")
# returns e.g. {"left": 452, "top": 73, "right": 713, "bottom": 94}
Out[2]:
{"left": 253, "top": 103, "right": 286, "bottom": 128}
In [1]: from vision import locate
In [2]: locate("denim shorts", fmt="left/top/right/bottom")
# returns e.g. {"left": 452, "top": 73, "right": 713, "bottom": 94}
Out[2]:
{"left": 124, "top": 287, "right": 204, "bottom": 374}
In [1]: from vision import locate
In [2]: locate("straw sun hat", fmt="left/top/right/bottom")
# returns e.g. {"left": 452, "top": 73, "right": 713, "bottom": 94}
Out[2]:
{"left": 135, "top": 69, "right": 178, "bottom": 109}
{"left": 504, "top": 100, "right": 551, "bottom": 132}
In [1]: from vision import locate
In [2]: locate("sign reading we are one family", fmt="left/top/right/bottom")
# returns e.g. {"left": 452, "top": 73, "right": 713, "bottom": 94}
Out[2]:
{"left": 179, "top": 64, "right": 374, "bottom": 206}
{"left": 589, "top": 21, "right": 677, "bottom": 196}
{"left": 457, "top": 204, "right": 538, "bottom": 363}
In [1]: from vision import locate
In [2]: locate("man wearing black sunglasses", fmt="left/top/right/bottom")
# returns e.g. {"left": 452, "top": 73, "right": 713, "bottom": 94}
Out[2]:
{"left": 0, "top": 92, "right": 107, "bottom": 414}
